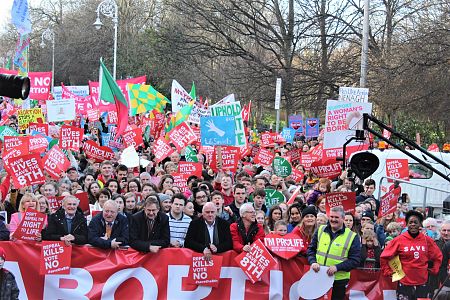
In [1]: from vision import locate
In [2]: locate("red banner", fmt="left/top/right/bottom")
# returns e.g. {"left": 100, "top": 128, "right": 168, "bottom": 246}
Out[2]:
{"left": 0, "top": 241, "right": 397, "bottom": 299}
{"left": 8, "top": 153, "right": 45, "bottom": 188}
{"left": 29, "top": 123, "right": 49, "bottom": 136}
{"left": 260, "top": 132, "right": 274, "bottom": 148}
{"left": 152, "top": 137, "right": 174, "bottom": 163}
{"left": 61, "top": 84, "right": 92, "bottom": 115}
{"left": 29, "top": 135, "right": 49, "bottom": 153}
{"left": 254, "top": 148, "right": 275, "bottom": 167}
{"left": 168, "top": 122, "right": 197, "bottom": 152}
{"left": 379, "top": 187, "right": 401, "bottom": 218}
{"left": 211, "top": 146, "right": 240, "bottom": 172}
{"left": 187, "top": 254, "right": 222, "bottom": 287}
{"left": 40, "top": 241, "right": 72, "bottom": 275}
{"left": 43, "top": 145, "right": 70, "bottom": 180}
{"left": 172, "top": 173, "right": 189, "bottom": 193}
{"left": 178, "top": 161, "right": 203, "bottom": 178}
{"left": 3, "top": 136, "right": 29, "bottom": 153}
{"left": 59, "top": 125, "right": 83, "bottom": 151}
{"left": 29, "top": 72, "right": 53, "bottom": 100}
{"left": 386, "top": 159, "right": 409, "bottom": 182}
{"left": 122, "top": 128, "right": 144, "bottom": 149}
{"left": 82, "top": 141, "right": 115, "bottom": 162}
{"left": 325, "top": 192, "right": 356, "bottom": 215}
{"left": 264, "top": 233, "right": 306, "bottom": 260}
{"left": 299, "top": 153, "right": 318, "bottom": 170}
{"left": 310, "top": 159, "right": 342, "bottom": 179}
{"left": 12, "top": 209, "right": 46, "bottom": 241}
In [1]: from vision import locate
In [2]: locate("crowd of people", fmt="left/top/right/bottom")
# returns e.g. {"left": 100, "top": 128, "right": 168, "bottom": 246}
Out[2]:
{"left": 0, "top": 116, "right": 448, "bottom": 299}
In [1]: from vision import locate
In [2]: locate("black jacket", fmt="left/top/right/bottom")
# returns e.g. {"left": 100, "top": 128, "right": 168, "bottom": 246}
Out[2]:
{"left": 43, "top": 208, "right": 88, "bottom": 245}
{"left": 88, "top": 213, "right": 129, "bottom": 249}
{"left": 359, "top": 244, "right": 381, "bottom": 268}
{"left": 184, "top": 217, "right": 232, "bottom": 253}
{"left": 0, "top": 269, "right": 19, "bottom": 300}
{"left": 129, "top": 211, "right": 170, "bottom": 252}
{"left": 0, "top": 221, "right": 9, "bottom": 241}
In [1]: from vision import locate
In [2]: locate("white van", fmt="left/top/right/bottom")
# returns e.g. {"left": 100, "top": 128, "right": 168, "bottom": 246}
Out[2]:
{"left": 350, "top": 149, "right": 450, "bottom": 212}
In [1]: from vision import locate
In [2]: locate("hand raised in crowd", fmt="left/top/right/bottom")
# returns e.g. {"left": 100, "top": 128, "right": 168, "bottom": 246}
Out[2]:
{"left": 223, "top": 206, "right": 233, "bottom": 216}
{"left": 111, "top": 238, "right": 122, "bottom": 249}
{"left": 149, "top": 245, "right": 161, "bottom": 253}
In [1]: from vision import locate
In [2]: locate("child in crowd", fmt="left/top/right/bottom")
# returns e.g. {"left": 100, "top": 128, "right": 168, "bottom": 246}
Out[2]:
{"left": 360, "top": 230, "right": 381, "bottom": 269}
{"left": 273, "top": 220, "right": 288, "bottom": 236}
{"left": 306, "top": 178, "right": 331, "bottom": 206}
{"left": 384, "top": 222, "right": 402, "bottom": 245}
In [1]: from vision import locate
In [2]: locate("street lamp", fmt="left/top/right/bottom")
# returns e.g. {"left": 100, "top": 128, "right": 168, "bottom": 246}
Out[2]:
{"left": 93, "top": 0, "right": 118, "bottom": 79}
{"left": 41, "top": 27, "right": 55, "bottom": 94}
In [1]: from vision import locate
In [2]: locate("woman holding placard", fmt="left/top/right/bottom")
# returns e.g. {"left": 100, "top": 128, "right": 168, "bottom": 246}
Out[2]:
{"left": 8, "top": 193, "right": 45, "bottom": 241}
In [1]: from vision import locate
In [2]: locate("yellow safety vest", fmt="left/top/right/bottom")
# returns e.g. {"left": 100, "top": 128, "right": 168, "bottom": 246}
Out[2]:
{"left": 316, "top": 225, "right": 356, "bottom": 280}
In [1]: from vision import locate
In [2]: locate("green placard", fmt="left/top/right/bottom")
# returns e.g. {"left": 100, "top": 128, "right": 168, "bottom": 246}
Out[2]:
{"left": 264, "top": 189, "right": 286, "bottom": 209}
{"left": 0, "top": 126, "right": 18, "bottom": 141}
{"left": 185, "top": 145, "right": 198, "bottom": 162}
{"left": 272, "top": 156, "right": 292, "bottom": 177}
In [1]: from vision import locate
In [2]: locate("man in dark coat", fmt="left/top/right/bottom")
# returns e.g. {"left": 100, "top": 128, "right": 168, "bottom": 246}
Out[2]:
{"left": 88, "top": 200, "right": 129, "bottom": 249}
{"left": 43, "top": 195, "right": 88, "bottom": 245}
{"left": 185, "top": 202, "right": 232, "bottom": 260}
{"left": 130, "top": 196, "right": 170, "bottom": 253}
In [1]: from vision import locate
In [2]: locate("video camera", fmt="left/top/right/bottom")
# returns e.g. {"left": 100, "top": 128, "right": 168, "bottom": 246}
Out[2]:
{"left": 0, "top": 73, "right": 30, "bottom": 100}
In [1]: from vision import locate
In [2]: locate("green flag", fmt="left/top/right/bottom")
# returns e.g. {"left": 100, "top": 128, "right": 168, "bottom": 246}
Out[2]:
{"left": 128, "top": 83, "right": 170, "bottom": 116}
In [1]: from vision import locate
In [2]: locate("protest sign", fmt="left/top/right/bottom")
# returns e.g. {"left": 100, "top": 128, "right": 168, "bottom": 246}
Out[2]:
{"left": 39, "top": 241, "right": 72, "bottom": 275}
{"left": 46, "top": 99, "right": 76, "bottom": 122}
{"left": 271, "top": 132, "right": 286, "bottom": 145}
{"left": 29, "top": 135, "right": 49, "bottom": 153}
{"left": 235, "top": 239, "right": 277, "bottom": 284}
{"left": 325, "top": 192, "right": 356, "bottom": 215}
{"left": 172, "top": 173, "right": 189, "bottom": 193}
{"left": 86, "top": 109, "right": 100, "bottom": 122}
{"left": 28, "top": 72, "right": 53, "bottom": 101}
{"left": 338, "top": 87, "right": 369, "bottom": 103}
{"left": 305, "top": 118, "right": 320, "bottom": 138}
{"left": 28, "top": 123, "right": 48, "bottom": 136}
{"left": 386, "top": 159, "right": 409, "bottom": 182}
{"left": 3, "top": 136, "right": 29, "bottom": 153}
{"left": 272, "top": 157, "right": 292, "bottom": 178}
{"left": 210, "top": 146, "right": 240, "bottom": 172}
{"left": 47, "top": 196, "right": 63, "bottom": 212}
{"left": 264, "top": 189, "right": 285, "bottom": 209}
{"left": 310, "top": 159, "right": 342, "bottom": 179}
{"left": 200, "top": 116, "right": 236, "bottom": 146}
{"left": 379, "top": 187, "right": 401, "bottom": 218}
{"left": 107, "top": 111, "right": 118, "bottom": 125}
{"left": 178, "top": 162, "right": 202, "bottom": 178}
{"left": 17, "top": 108, "right": 44, "bottom": 130}
{"left": 289, "top": 168, "right": 305, "bottom": 183}
{"left": 388, "top": 255, "right": 405, "bottom": 282}
{"left": 323, "top": 100, "right": 371, "bottom": 160}
{"left": 12, "top": 208, "right": 46, "bottom": 241}
{"left": 427, "top": 143, "right": 439, "bottom": 152}
{"left": 82, "top": 140, "right": 115, "bottom": 162}
{"left": 241, "top": 100, "right": 251, "bottom": 122}
{"left": 8, "top": 153, "right": 45, "bottom": 188}
{"left": 171, "top": 80, "right": 210, "bottom": 124}
{"left": 43, "top": 145, "right": 70, "bottom": 180}
{"left": 199, "top": 145, "right": 215, "bottom": 164}
{"left": 310, "top": 143, "right": 323, "bottom": 160}
{"left": 187, "top": 254, "right": 222, "bottom": 287}
{"left": 122, "top": 128, "right": 144, "bottom": 149}
{"left": 0, "top": 126, "right": 18, "bottom": 141}
{"left": 264, "top": 233, "right": 306, "bottom": 260}
{"left": 254, "top": 148, "right": 275, "bottom": 167}
{"left": 168, "top": 122, "right": 197, "bottom": 152}
{"left": 152, "top": 137, "right": 174, "bottom": 163}
{"left": 288, "top": 115, "right": 303, "bottom": 136}
{"left": 281, "top": 127, "right": 296, "bottom": 143}
{"left": 210, "top": 101, "right": 246, "bottom": 146}
{"left": 286, "top": 149, "right": 300, "bottom": 162}
{"left": 59, "top": 125, "right": 83, "bottom": 151}
{"left": 55, "top": 192, "right": 89, "bottom": 213}
{"left": 260, "top": 132, "right": 274, "bottom": 148}
{"left": 185, "top": 146, "right": 198, "bottom": 162}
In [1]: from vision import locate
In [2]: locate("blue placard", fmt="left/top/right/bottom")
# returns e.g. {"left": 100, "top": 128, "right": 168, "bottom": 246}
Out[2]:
{"left": 305, "top": 118, "right": 320, "bottom": 137}
{"left": 288, "top": 115, "right": 303, "bottom": 137}
{"left": 200, "top": 116, "right": 236, "bottom": 146}
{"left": 281, "top": 127, "right": 296, "bottom": 143}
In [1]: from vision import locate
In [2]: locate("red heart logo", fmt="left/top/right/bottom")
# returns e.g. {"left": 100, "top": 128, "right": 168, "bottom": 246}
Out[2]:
{"left": 264, "top": 233, "right": 306, "bottom": 260}
{"left": 307, "top": 119, "right": 317, "bottom": 128}
{"left": 291, "top": 122, "right": 301, "bottom": 130}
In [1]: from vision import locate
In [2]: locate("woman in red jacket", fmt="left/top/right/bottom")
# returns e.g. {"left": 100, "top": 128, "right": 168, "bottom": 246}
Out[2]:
{"left": 291, "top": 205, "right": 317, "bottom": 256}
{"left": 380, "top": 210, "right": 442, "bottom": 299}
{"left": 230, "top": 203, "right": 265, "bottom": 253}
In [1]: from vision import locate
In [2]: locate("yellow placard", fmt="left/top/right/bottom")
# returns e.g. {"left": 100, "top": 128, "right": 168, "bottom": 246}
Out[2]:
{"left": 17, "top": 108, "right": 44, "bottom": 130}
{"left": 388, "top": 255, "right": 405, "bottom": 282}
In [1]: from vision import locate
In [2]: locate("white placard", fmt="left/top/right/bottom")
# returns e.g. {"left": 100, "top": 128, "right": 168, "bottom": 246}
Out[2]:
{"left": 275, "top": 78, "right": 282, "bottom": 109}
{"left": 46, "top": 99, "right": 76, "bottom": 122}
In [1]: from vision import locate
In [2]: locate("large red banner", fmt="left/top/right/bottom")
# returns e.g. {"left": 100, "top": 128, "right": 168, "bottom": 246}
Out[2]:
{"left": 0, "top": 241, "right": 396, "bottom": 299}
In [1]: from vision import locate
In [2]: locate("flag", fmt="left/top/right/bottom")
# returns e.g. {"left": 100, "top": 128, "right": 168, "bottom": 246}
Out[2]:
{"left": 14, "top": 34, "right": 29, "bottom": 73}
{"left": 189, "top": 82, "right": 196, "bottom": 100}
{"left": 99, "top": 59, "right": 129, "bottom": 138}
{"left": 127, "top": 83, "right": 170, "bottom": 116}
{"left": 11, "top": 0, "right": 32, "bottom": 34}
{"left": 165, "top": 100, "right": 195, "bottom": 134}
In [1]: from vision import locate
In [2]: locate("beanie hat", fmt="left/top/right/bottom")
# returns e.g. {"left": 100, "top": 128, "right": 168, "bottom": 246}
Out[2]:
{"left": 302, "top": 205, "right": 317, "bottom": 218}
{"left": 361, "top": 210, "right": 374, "bottom": 222}
{"left": 0, "top": 247, "right": 6, "bottom": 260}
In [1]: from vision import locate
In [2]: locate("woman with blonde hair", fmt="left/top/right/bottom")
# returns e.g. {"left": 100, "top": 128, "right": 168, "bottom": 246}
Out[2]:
{"left": 9, "top": 193, "right": 46, "bottom": 240}
{"left": 292, "top": 206, "right": 318, "bottom": 256}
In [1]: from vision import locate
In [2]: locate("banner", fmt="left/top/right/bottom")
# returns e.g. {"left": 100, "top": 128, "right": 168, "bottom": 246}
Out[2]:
{"left": 168, "top": 122, "right": 197, "bottom": 152}
{"left": 305, "top": 118, "right": 320, "bottom": 138}
{"left": 8, "top": 153, "right": 45, "bottom": 188}
{"left": 338, "top": 87, "right": 369, "bottom": 103}
{"left": 46, "top": 99, "right": 76, "bottom": 122}
{"left": 17, "top": 108, "right": 44, "bottom": 130}
{"left": 288, "top": 115, "right": 303, "bottom": 136}
{"left": 59, "top": 125, "right": 83, "bottom": 151}
{"left": 386, "top": 159, "right": 409, "bottom": 182}
{"left": 187, "top": 254, "right": 222, "bottom": 288}
{"left": 281, "top": 127, "right": 296, "bottom": 143}
{"left": 29, "top": 72, "right": 52, "bottom": 101}
{"left": 310, "top": 159, "right": 342, "bottom": 179}
{"left": 54, "top": 85, "right": 89, "bottom": 101}
{"left": 264, "top": 233, "right": 306, "bottom": 260}
{"left": 171, "top": 80, "right": 210, "bottom": 124}
{"left": 12, "top": 209, "right": 46, "bottom": 241}
{"left": 0, "top": 241, "right": 397, "bottom": 299}
{"left": 172, "top": 173, "right": 189, "bottom": 193}
{"left": 122, "top": 128, "right": 144, "bottom": 149}
{"left": 152, "top": 137, "right": 174, "bottom": 163}
{"left": 254, "top": 148, "right": 275, "bottom": 167}
{"left": 43, "top": 145, "right": 70, "bottom": 180}
{"left": 178, "top": 162, "right": 202, "bottom": 178}
{"left": 379, "top": 187, "right": 401, "bottom": 218}
{"left": 3, "top": 136, "right": 29, "bottom": 153}
{"left": 200, "top": 116, "right": 236, "bottom": 146}
{"left": 235, "top": 239, "right": 277, "bottom": 284}
{"left": 325, "top": 192, "right": 356, "bottom": 215}
{"left": 82, "top": 141, "right": 115, "bottom": 162}
{"left": 28, "top": 123, "right": 49, "bottom": 136}
{"left": 210, "top": 146, "right": 240, "bottom": 173}
{"left": 40, "top": 241, "right": 72, "bottom": 275}
{"left": 210, "top": 101, "right": 245, "bottom": 146}
{"left": 323, "top": 100, "right": 372, "bottom": 160}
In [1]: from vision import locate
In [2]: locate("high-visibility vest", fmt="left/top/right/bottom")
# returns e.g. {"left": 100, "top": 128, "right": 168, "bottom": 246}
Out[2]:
{"left": 316, "top": 225, "right": 357, "bottom": 280}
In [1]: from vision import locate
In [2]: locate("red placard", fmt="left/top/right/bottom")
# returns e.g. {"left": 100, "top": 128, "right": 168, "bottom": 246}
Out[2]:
{"left": 62, "top": 192, "right": 90, "bottom": 213}
{"left": 168, "top": 122, "right": 197, "bottom": 152}
{"left": 29, "top": 123, "right": 49, "bottom": 136}
{"left": 43, "top": 145, "right": 70, "bottom": 180}
{"left": 286, "top": 149, "right": 301, "bottom": 162}
{"left": 427, "top": 143, "right": 439, "bottom": 152}
{"left": 28, "top": 72, "right": 53, "bottom": 100}
{"left": 271, "top": 132, "right": 285, "bottom": 145}
{"left": 310, "top": 159, "right": 342, "bottom": 179}
{"left": 172, "top": 173, "right": 189, "bottom": 193}
{"left": 107, "top": 111, "right": 118, "bottom": 125}
{"left": 199, "top": 145, "right": 215, "bottom": 164}
{"left": 8, "top": 153, "right": 45, "bottom": 188}
{"left": 122, "top": 128, "right": 144, "bottom": 149}
{"left": 187, "top": 254, "right": 223, "bottom": 287}
{"left": 264, "top": 233, "right": 306, "bottom": 260}
{"left": 59, "top": 125, "right": 83, "bottom": 151}
{"left": 210, "top": 146, "right": 240, "bottom": 172}
{"left": 251, "top": 145, "right": 260, "bottom": 158}
{"left": 29, "top": 135, "right": 49, "bottom": 153}
{"left": 3, "top": 136, "right": 29, "bottom": 153}
{"left": 40, "top": 241, "right": 72, "bottom": 275}
{"left": 82, "top": 140, "right": 115, "bottom": 162}
{"left": 152, "top": 137, "right": 174, "bottom": 164}
{"left": 379, "top": 187, "right": 401, "bottom": 218}
{"left": 325, "top": 192, "right": 356, "bottom": 215}
{"left": 12, "top": 208, "right": 46, "bottom": 241}
{"left": 47, "top": 196, "right": 63, "bottom": 212}
{"left": 254, "top": 148, "right": 275, "bottom": 167}
{"left": 310, "top": 143, "right": 323, "bottom": 160}
{"left": 299, "top": 153, "right": 318, "bottom": 170}
{"left": 178, "top": 162, "right": 203, "bottom": 178}
{"left": 260, "top": 132, "right": 274, "bottom": 148}
{"left": 288, "top": 168, "right": 305, "bottom": 183}
{"left": 235, "top": 239, "right": 277, "bottom": 284}
{"left": 386, "top": 159, "right": 409, "bottom": 182}
{"left": 86, "top": 109, "right": 100, "bottom": 122}
{"left": 239, "top": 143, "right": 251, "bottom": 159}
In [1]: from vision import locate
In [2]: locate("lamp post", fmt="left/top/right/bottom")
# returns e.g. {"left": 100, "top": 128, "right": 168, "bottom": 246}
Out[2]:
{"left": 93, "top": 0, "right": 118, "bottom": 79}
{"left": 40, "top": 27, "right": 55, "bottom": 94}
